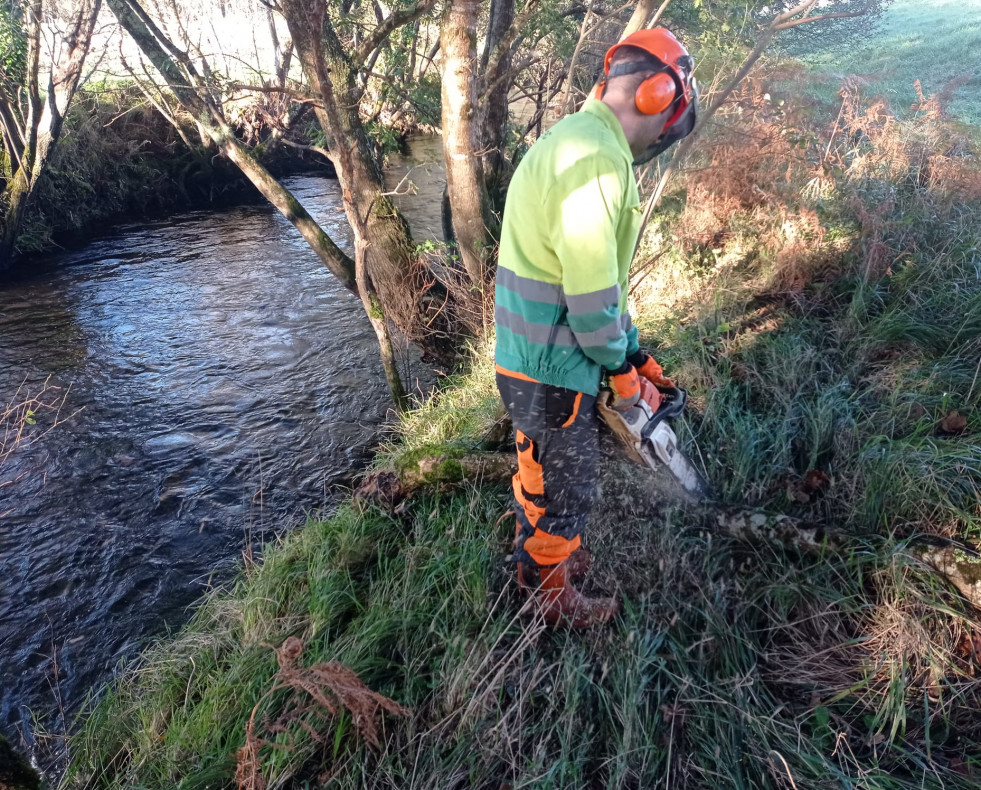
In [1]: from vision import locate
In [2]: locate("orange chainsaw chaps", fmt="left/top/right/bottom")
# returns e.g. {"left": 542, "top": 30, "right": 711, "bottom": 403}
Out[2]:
{"left": 514, "top": 430, "right": 545, "bottom": 495}
{"left": 512, "top": 473, "right": 546, "bottom": 529}
{"left": 522, "top": 527, "right": 581, "bottom": 566}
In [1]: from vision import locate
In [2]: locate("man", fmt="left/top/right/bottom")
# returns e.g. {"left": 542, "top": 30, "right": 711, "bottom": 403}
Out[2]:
{"left": 494, "top": 28, "right": 698, "bottom": 627}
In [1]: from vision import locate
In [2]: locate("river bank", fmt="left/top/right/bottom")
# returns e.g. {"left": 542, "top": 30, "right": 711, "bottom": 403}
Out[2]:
{"left": 61, "top": 61, "right": 981, "bottom": 788}
{"left": 0, "top": 150, "right": 444, "bottom": 780}
{"left": 4, "top": 87, "right": 337, "bottom": 265}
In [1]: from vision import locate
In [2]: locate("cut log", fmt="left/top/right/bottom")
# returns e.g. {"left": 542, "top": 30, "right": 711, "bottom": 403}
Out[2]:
{"left": 713, "top": 508, "right": 834, "bottom": 551}
{"left": 355, "top": 451, "right": 516, "bottom": 510}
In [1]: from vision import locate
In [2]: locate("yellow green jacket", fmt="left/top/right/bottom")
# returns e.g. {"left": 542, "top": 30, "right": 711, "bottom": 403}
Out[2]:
{"left": 494, "top": 98, "right": 642, "bottom": 395}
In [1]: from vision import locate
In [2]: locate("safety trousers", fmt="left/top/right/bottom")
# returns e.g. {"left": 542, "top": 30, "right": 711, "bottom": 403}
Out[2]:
{"left": 496, "top": 367, "right": 599, "bottom": 566}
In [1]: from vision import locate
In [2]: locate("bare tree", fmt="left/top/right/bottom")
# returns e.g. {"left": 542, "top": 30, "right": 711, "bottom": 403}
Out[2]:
{"left": 104, "top": 0, "right": 357, "bottom": 289}
{"left": 97, "top": 0, "right": 441, "bottom": 405}
{"left": 0, "top": 0, "right": 103, "bottom": 267}
{"left": 106, "top": 0, "right": 468, "bottom": 407}
{"left": 278, "top": 0, "right": 432, "bottom": 409}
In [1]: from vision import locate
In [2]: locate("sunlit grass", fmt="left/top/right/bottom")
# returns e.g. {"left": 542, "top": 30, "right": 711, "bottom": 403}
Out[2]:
{"left": 798, "top": 0, "right": 981, "bottom": 123}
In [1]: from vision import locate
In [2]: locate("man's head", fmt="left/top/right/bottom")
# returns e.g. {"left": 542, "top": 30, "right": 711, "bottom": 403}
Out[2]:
{"left": 597, "top": 28, "right": 697, "bottom": 164}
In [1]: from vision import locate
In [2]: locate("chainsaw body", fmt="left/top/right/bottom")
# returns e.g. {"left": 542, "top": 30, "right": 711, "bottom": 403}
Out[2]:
{"left": 597, "top": 386, "right": 709, "bottom": 498}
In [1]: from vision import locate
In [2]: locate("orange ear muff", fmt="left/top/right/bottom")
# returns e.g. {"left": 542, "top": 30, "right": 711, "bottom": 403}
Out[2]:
{"left": 634, "top": 72, "right": 678, "bottom": 115}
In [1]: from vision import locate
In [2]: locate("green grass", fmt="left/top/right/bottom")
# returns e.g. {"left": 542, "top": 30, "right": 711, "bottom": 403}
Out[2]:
{"left": 65, "top": 231, "right": 981, "bottom": 788}
{"left": 799, "top": 0, "right": 981, "bottom": 124}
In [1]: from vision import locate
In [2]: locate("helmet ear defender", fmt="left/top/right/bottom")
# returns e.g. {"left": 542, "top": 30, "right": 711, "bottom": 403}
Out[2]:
{"left": 605, "top": 61, "right": 681, "bottom": 116}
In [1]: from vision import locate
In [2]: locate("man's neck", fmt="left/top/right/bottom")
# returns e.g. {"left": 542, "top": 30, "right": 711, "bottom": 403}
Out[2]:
{"left": 600, "top": 94, "right": 665, "bottom": 159}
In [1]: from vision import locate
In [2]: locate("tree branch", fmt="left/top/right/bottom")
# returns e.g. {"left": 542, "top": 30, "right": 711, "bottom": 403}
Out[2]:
{"left": 773, "top": 0, "right": 819, "bottom": 26}
{"left": 227, "top": 81, "right": 323, "bottom": 106}
{"left": 775, "top": 7, "right": 872, "bottom": 30}
{"left": 480, "top": 56, "right": 540, "bottom": 101}
{"left": 354, "top": 0, "right": 439, "bottom": 66}
{"left": 278, "top": 136, "right": 334, "bottom": 164}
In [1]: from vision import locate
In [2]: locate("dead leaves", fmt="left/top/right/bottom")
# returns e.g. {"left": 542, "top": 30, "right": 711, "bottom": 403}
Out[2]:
{"left": 938, "top": 410, "right": 968, "bottom": 435}
{"left": 235, "top": 637, "right": 411, "bottom": 790}
{"left": 954, "top": 629, "right": 981, "bottom": 671}
{"left": 788, "top": 469, "right": 830, "bottom": 504}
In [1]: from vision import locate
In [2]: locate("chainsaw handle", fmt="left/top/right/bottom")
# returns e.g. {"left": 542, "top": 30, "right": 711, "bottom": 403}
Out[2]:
{"left": 641, "top": 386, "right": 688, "bottom": 439}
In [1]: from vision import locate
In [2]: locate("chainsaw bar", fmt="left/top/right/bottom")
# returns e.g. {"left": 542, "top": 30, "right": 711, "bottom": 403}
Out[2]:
{"left": 597, "top": 388, "right": 710, "bottom": 499}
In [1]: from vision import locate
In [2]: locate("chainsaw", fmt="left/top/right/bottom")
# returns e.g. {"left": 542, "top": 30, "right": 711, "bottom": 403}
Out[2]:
{"left": 597, "top": 385, "right": 709, "bottom": 499}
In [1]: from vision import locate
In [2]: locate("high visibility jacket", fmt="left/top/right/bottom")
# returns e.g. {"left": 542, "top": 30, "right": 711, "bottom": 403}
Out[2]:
{"left": 494, "top": 98, "right": 642, "bottom": 396}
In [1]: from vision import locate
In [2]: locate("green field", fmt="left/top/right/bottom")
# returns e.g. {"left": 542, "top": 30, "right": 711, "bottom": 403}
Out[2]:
{"left": 803, "top": 0, "right": 981, "bottom": 124}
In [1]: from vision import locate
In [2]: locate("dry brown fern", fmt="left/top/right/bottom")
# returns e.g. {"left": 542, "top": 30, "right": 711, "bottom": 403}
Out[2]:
{"left": 235, "top": 637, "right": 411, "bottom": 790}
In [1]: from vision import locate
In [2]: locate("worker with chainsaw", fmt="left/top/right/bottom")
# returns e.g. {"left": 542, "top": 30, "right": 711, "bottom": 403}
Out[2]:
{"left": 494, "top": 28, "right": 699, "bottom": 627}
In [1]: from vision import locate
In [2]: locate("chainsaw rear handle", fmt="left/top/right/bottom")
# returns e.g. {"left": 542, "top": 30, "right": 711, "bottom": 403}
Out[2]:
{"left": 641, "top": 386, "right": 688, "bottom": 440}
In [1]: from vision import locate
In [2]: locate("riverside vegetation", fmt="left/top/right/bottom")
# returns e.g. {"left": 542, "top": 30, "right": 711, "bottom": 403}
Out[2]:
{"left": 61, "top": 22, "right": 981, "bottom": 790}
{"left": 4, "top": 85, "right": 331, "bottom": 256}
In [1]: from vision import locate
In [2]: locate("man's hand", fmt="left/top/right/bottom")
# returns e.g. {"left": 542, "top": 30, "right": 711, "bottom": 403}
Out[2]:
{"left": 609, "top": 366, "right": 641, "bottom": 411}
{"left": 610, "top": 366, "right": 663, "bottom": 412}
{"left": 632, "top": 351, "right": 675, "bottom": 389}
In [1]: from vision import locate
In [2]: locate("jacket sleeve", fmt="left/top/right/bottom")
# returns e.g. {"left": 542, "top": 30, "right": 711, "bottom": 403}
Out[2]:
{"left": 624, "top": 314, "right": 640, "bottom": 358}
{"left": 547, "top": 154, "right": 630, "bottom": 371}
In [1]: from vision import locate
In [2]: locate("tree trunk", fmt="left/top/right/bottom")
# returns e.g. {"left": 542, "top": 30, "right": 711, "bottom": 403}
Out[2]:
{"left": 621, "top": 0, "right": 669, "bottom": 39}
{"left": 560, "top": 0, "right": 595, "bottom": 116}
{"left": 1, "top": 171, "right": 31, "bottom": 265}
{"left": 477, "top": 0, "right": 516, "bottom": 205}
{"left": 440, "top": 0, "right": 495, "bottom": 288}
{"left": 356, "top": 237, "right": 409, "bottom": 412}
{"left": 220, "top": 135, "right": 358, "bottom": 293}
{"left": 282, "top": 1, "right": 454, "bottom": 361}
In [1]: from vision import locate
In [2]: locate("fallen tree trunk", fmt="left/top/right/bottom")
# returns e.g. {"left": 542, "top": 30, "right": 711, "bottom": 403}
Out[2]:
{"left": 355, "top": 450, "right": 516, "bottom": 510}
{"left": 713, "top": 508, "right": 981, "bottom": 609}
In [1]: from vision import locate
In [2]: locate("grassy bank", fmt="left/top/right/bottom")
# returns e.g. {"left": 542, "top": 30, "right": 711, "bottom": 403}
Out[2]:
{"left": 795, "top": 0, "right": 981, "bottom": 126}
{"left": 63, "top": 60, "right": 981, "bottom": 789}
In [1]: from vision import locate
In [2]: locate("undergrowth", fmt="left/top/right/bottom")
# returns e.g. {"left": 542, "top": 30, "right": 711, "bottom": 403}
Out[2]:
{"left": 64, "top": 63, "right": 981, "bottom": 790}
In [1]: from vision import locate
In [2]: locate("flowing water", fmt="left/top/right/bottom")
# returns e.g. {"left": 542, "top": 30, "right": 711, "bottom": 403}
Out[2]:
{"left": 0, "top": 139, "right": 445, "bottom": 764}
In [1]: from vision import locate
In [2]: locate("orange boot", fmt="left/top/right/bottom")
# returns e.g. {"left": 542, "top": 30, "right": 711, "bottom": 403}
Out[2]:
{"left": 517, "top": 553, "right": 619, "bottom": 628}
{"left": 517, "top": 549, "right": 592, "bottom": 590}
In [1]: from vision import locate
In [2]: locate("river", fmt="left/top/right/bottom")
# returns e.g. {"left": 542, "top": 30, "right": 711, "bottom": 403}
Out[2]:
{"left": 0, "top": 139, "right": 445, "bottom": 768}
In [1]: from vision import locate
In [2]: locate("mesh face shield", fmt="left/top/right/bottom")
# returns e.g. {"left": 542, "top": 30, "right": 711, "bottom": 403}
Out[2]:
{"left": 631, "top": 76, "right": 699, "bottom": 166}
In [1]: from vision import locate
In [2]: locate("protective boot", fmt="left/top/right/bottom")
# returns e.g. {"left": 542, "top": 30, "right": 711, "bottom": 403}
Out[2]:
{"left": 564, "top": 548, "right": 594, "bottom": 580}
{"left": 517, "top": 554, "right": 619, "bottom": 628}
{"left": 517, "top": 549, "right": 592, "bottom": 591}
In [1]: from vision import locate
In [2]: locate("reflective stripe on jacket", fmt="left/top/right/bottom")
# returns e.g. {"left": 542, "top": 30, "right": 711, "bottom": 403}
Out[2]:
{"left": 494, "top": 98, "right": 642, "bottom": 395}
